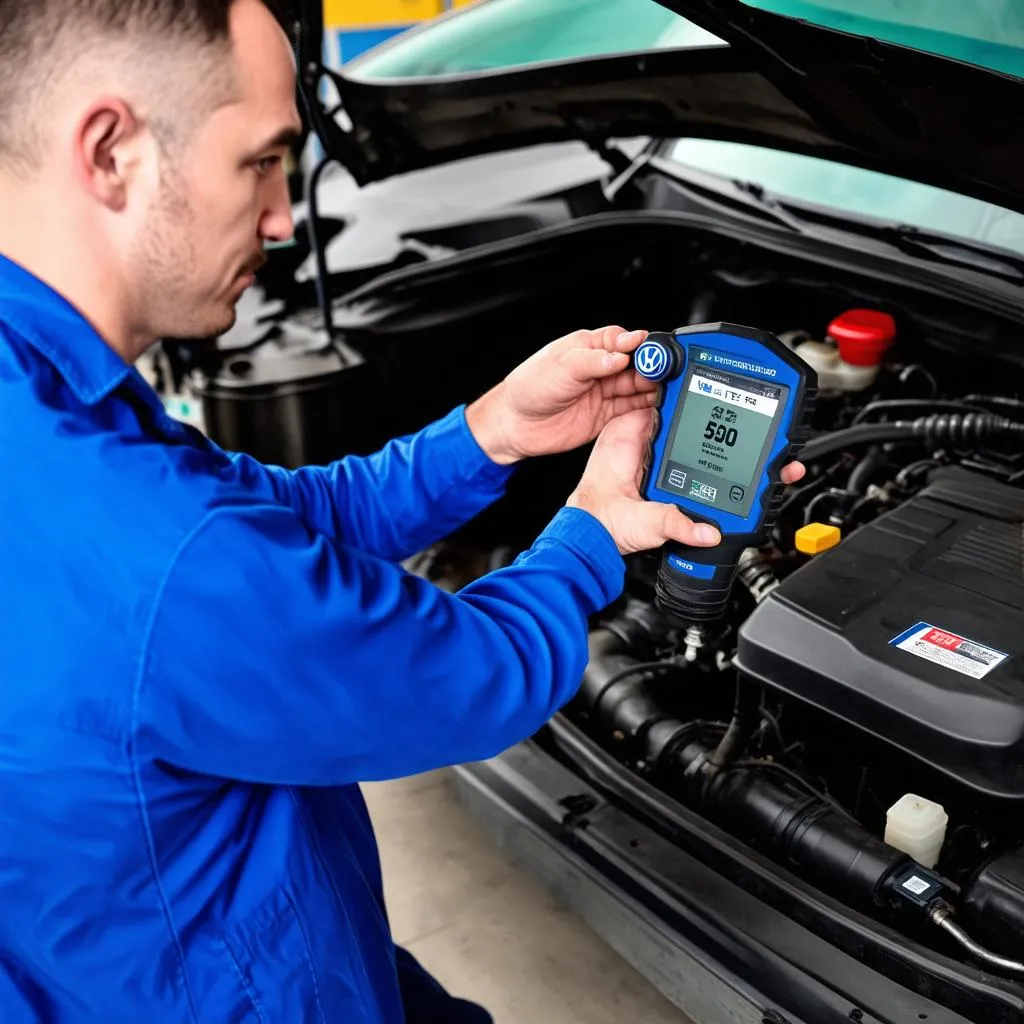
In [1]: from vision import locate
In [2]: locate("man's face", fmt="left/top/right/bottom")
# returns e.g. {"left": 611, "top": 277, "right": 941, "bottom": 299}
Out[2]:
{"left": 133, "top": 0, "right": 301, "bottom": 341}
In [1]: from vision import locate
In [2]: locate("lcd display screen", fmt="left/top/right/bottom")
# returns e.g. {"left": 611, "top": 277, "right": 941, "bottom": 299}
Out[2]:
{"left": 657, "top": 359, "right": 788, "bottom": 518}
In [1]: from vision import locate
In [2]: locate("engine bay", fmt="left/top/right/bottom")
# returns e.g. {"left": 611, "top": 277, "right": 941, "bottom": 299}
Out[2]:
{"left": 554, "top": 270, "right": 1024, "bottom": 989}
{"left": 547, "top": 285, "right": 1024, "bottom": 1010}
{"left": 570, "top": 460, "right": 1024, "bottom": 961}
{"left": 164, "top": 193, "right": 1024, "bottom": 1013}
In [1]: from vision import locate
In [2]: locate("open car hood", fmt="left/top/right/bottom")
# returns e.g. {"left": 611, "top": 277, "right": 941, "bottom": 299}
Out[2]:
{"left": 294, "top": 0, "right": 1024, "bottom": 216}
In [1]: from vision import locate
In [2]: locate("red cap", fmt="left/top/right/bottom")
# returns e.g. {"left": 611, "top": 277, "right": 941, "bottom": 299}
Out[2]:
{"left": 827, "top": 309, "right": 896, "bottom": 366}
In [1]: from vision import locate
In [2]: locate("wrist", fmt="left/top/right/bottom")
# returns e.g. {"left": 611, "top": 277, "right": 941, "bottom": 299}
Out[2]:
{"left": 465, "top": 385, "right": 522, "bottom": 466}
{"left": 566, "top": 487, "right": 622, "bottom": 554}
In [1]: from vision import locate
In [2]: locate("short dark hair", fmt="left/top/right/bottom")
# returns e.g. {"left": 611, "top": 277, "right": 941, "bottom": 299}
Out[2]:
{"left": 0, "top": 0, "right": 272, "bottom": 173}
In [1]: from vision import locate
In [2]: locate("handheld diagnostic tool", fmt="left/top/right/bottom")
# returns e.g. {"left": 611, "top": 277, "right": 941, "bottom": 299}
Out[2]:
{"left": 633, "top": 323, "right": 817, "bottom": 623}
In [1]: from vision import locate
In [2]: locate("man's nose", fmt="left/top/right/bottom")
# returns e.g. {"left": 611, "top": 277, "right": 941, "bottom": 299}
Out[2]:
{"left": 259, "top": 172, "right": 295, "bottom": 244}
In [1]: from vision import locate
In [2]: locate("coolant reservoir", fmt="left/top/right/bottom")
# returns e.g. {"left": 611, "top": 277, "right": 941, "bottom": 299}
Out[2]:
{"left": 794, "top": 309, "right": 895, "bottom": 393}
{"left": 884, "top": 793, "right": 948, "bottom": 868}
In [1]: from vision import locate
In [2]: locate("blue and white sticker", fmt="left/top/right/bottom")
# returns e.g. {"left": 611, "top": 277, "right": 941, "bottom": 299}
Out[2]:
{"left": 889, "top": 622, "right": 1009, "bottom": 680}
{"left": 634, "top": 340, "right": 671, "bottom": 381}
{"left": 666, "top": 553, "right": 716, "bottom": 580}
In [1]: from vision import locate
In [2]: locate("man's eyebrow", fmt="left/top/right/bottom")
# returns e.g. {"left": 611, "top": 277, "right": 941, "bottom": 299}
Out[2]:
{"left": 256, "top": 125, "right": 303, "bottom": 152}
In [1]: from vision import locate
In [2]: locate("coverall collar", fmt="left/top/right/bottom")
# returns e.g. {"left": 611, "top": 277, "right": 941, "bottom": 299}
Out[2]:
{"left": 0, "top": 252, "right": 132, "bottom": 407}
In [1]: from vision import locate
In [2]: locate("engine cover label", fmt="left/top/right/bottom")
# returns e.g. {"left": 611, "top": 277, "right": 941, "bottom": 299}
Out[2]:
{"left": 889, "top": 622, "right": 1009, "bottom": 679}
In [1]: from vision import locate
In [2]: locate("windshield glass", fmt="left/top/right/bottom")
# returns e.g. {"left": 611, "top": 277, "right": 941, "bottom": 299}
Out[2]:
{"left": 738, "top": 0, "right": 1024, "bottom": 78}
{"left": 345, "top": 0, "right": 724, "bottom": 79}
{"left": 667, "top": 139, "right": 1024, "bottom": 258}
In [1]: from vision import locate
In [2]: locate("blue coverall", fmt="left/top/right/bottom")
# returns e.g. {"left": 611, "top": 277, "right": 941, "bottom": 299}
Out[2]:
{"left": 0, "top": 253, "right": 625, "bottom": 1022}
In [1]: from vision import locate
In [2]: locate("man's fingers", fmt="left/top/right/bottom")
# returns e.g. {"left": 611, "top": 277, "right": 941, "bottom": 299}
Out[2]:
{"left": 781, "top": 461, "right": 806, "bottom": 485}
{"left": 551, "top": 325, "right": 625, "bottom": 355}
{"left": 548, "top": 326, "right": 650, "bottom": 363}
{"left": 605, "top": 369, "right": 658, "bottom": 398}
{"left": 611, "top": 328, "right": 648, "bottom": 352}
{"left": 608, "top": 392, "right": 657, "bottom": 418}
{"left": 561, "top": 347, "right": 631, "bottom": 383}
{"left": 548, "top": 326, "right": 648, "bottom": 368}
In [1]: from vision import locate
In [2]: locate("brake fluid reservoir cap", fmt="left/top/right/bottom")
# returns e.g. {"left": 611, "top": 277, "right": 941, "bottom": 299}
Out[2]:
{"left": 827, "top": 309, "right": 896, "bottom": 367}
{"left": 795, "top": 522, "right": 842, "bottom": 555}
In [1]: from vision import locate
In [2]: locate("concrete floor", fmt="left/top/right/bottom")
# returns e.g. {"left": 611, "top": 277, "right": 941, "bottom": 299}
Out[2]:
{"left": 363, "top": 768, "right": 691, "bottom": 1024}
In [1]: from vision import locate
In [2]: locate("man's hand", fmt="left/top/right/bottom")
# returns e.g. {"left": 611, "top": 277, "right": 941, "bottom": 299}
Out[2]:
{"left": 465, "top": 326, "right": 656, "bottom": 465}
{"left": 567, "top": 409, "right": 805, "bottom": 556}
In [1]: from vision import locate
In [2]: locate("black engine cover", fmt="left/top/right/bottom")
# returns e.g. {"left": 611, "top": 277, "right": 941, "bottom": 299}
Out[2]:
{"left": 736, "top": 468, "right": 1024, "bottom": 803}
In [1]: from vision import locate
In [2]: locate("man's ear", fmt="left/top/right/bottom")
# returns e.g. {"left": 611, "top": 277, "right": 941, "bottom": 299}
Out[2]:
{"left": 73, "top": 99, "right": 145, "bottom": 212}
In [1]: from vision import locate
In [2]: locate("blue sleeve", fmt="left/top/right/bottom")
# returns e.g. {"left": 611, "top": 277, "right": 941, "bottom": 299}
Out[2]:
{"left": 227, "top": 405, "right": 514, "bottom": 561}
{"left": 134, "top": 504, "right": 624, "bottom": 785}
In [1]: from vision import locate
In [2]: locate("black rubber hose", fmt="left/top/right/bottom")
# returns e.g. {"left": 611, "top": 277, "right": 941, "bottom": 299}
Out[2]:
{"left": 304, "top": 155, "right": 337, "bottom": 339}
{"left": 801, "top": 413, "right": 1024, "bottom": 463}
{"left": 570, "top": 643, "right": 961, "bottom": 931}
{"left": 573, "top": 646, "right": 914, "bottom": 909}
{"left": 701, "top": 765, "right": 911, "bottom": 907}
{"left": 578, "top": 617, "right": 693, "bottom": 769}
{"left": 847, "top": 446, "right": 882, "bottom": 495}
{"left": 851, "top": 399, "right": 986, "bottom": 426}
{"left": 704, "top": 681, "right": 759, "bottom": 776}
{"left": 963, "top": 394, "right": 1024, "bottom": 417}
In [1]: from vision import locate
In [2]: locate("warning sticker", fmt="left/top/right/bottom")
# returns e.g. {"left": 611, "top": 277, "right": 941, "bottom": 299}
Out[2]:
{"left": 889, "top": 622, "right": 1009, "bottom": 680}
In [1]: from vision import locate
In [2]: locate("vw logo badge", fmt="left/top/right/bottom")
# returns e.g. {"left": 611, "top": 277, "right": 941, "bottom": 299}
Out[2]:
{"left": 634, "top": 340, "right": 670, "bottom": 381}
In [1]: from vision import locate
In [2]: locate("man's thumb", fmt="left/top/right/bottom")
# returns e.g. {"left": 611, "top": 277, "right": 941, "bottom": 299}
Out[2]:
{"left": 643, "top": 503, "right": 720, "bottom": 549}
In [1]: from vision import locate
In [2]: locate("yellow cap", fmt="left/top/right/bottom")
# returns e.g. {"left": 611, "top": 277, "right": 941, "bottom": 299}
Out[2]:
{"left": 795, "top": 522, "right": 842, "bottom": 555}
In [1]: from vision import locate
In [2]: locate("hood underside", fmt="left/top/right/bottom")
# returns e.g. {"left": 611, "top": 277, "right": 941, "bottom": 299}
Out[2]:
{"left": 294, "top": 0, "right": 1024, "bottom": 217}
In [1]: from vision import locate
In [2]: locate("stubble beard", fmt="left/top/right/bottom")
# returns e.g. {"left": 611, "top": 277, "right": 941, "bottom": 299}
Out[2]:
{"left": 134, "top": 164, "right": 238, "bottom": 343}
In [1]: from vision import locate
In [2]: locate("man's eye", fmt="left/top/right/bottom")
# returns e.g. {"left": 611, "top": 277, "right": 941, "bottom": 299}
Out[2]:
{"left": 255, "top": 156, "right": 282, "bottom": 176}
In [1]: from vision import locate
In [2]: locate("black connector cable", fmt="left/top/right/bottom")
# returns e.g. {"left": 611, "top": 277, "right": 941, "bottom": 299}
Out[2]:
{"left": 304, "top": 155, "right": 337, "bottom": 339}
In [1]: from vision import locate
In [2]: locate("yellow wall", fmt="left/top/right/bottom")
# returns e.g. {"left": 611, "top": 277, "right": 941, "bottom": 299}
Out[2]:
{"left": 323, "top": 0, "right": 480, "bottom": 64}
{"left": 323, "top": 0, "right": 479, "bottom": 22}
{"left": 324, "top": 0, "right": 445, "bottom": 29}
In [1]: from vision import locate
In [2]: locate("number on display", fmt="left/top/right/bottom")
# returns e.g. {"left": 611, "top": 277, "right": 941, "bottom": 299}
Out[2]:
{"left": 704, "top": 420, "right": 738, "bottom": 447}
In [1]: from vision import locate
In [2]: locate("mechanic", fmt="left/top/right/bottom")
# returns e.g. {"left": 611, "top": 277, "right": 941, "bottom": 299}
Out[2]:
{"left": 0, "top": 1, "right": 803, "bottom": 1021}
